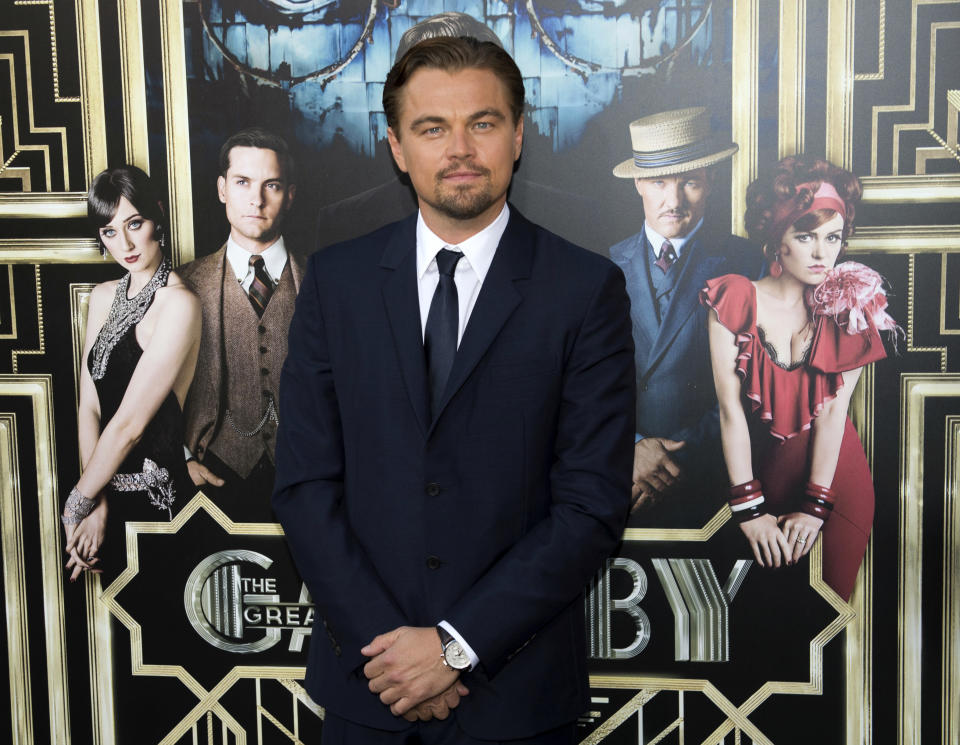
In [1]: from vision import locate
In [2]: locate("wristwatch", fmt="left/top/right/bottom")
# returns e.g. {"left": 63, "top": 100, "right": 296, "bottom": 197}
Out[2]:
{"left": 437, "top": 626, "right": 471, "bottom": 670}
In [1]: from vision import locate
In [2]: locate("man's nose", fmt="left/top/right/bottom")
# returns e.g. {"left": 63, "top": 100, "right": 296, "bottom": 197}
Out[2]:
{"left": 664, "top": 182, "right": 683, "bottom": 208}
{"left": 446, "top": 127, "right": 476, "bottom": 159}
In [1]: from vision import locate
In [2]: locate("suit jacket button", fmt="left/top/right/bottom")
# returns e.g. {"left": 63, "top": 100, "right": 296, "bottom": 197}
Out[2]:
{"left": 686, "top": 382, "right": 697, "bottom": 390}
{"left": 425, "top": 482, "right": 441, "bottom": 497}
{"left": 259, "top": 346, "right": 268, "bottom": 354}
{"left": 334, "top": 644, "right": 341, "bottom": 656}
{"left": 640, "top": 383, "right": 649, "bottom": 392}
{"left": 258, "top": 325, "right": 267, "bottom": 334}
{"left": 260, "top": 367, "right": 269, "bottom": 376}
{"left": 426, "top": 555, "right": 442, "bottom": 570}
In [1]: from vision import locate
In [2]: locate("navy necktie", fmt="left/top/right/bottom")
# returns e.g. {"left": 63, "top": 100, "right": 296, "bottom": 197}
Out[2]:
{"left": 424, "top": 248, "right": 463, "bottom": 420}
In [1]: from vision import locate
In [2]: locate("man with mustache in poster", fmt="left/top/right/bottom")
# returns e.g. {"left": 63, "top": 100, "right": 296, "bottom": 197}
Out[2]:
{"left": 609, "top": 107, "right": 761, "bottom": 528}
{"left": 273, "top": 36, "right": 635, "bottom": 743}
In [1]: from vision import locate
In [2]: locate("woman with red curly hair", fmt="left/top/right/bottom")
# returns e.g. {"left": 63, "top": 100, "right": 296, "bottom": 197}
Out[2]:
{"left": 700, "top": 155, "right": 898, "bottom": 600}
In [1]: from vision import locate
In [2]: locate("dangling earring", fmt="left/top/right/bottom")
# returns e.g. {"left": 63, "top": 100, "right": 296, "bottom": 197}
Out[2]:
{"left": 769, "top": 251, "right": 783, "bottom": 278}
{"left": 160, "top": 232, "right": 167, "bottom": 251}
{"left": 100, "top": 242, "right": 108, "bottom": 261}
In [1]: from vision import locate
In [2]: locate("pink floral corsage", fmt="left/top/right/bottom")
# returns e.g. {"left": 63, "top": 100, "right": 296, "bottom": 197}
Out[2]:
{"left": 808, "top": 261, "right": 903, "bottom": 348}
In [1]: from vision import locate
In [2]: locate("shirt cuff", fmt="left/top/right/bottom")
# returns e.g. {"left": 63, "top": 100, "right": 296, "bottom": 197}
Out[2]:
{"left": 438, "top": 620, "right": 479, "bottom": 671}
{"left": 635, "top": 433, "right": 644, "bottom": 443}
{"left": 183, "top": 445, "right": 195, "bottom": 461}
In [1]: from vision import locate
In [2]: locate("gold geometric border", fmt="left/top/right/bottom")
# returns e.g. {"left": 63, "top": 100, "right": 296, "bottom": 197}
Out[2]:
{"left": 943, "top": 416, "right": 960, "bottom": 745}
{"left": 846, "top": 225, "right": 960, "bottom": 253}
{"left": 621, "top": 505, "right": 728, "bottom": 543}
{"left": 898, "top": 374, "right": 960, "bottom": 745}
{"left": 0, "top": 266, "right": 17, "bottom": 340}
{"left": 156, "top": 0, "right": 194, "bottom": 265}
{"left": 589, "top": 539, "right": 856, "bottom": 745}
{"left": 861, "top": 175, "right": 960, "bottom": 203}
{"left": 778, "top": 0, "right": 807, "bottom": 159}
{"left": 96, "top": 493, "right": 303, "bottom": 745}
{"left": 0, "top": 413, "right": 34, "bottom": 745}
{"left": 730, "top": 0, "right": 759, "bottom": 237}
{"left": 0, "top": 375, "right": 70, "bottom": 742}
{"left": 0, "top": 238, "right": 102, "bottom": 263}
{"left": 0, "top": 192, "right": 87, "bottom": 218}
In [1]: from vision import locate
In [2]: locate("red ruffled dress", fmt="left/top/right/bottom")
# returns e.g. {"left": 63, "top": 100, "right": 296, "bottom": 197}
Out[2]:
{"left": 700, "top": 271, "right": 889, "bottom": 600}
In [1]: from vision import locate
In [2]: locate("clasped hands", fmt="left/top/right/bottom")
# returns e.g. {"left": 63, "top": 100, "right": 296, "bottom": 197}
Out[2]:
{"left": 362, "top": 626, "right": 469, "bottom": 722}
{"left": 631, "top": 437, "right": 685, "bottom": 511}
{"left": 739, "top": 512, "right": 824, "bottom": 568}
{"left": 63, "top": 496, "right": 108, "bottom": 581}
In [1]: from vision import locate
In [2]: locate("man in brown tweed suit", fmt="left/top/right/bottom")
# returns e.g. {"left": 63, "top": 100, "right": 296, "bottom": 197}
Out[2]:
{"left": 180, "top": 128, "right": 304, "bottom": 521}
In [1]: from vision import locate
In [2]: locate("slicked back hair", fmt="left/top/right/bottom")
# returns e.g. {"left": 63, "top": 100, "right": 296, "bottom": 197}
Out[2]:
{"left": 383, "top": 36, "right": 525, "bottom": 138}
{"left": 218, "top": 127, "right": 295, "bottom": 184}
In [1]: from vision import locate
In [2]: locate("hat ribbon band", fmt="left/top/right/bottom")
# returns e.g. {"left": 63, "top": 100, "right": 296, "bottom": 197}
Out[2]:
{"left": 633, "top": 139, "right": 717, "bottom": 169}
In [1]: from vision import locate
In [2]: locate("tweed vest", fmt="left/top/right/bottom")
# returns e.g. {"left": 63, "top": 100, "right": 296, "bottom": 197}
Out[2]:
{"left": 208, "top": 259, "right": 296, "bottom": 477}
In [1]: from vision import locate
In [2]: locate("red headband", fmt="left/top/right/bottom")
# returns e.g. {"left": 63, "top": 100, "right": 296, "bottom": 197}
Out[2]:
{"left": 770, "top": 181, "right": 847, "bottom": 243}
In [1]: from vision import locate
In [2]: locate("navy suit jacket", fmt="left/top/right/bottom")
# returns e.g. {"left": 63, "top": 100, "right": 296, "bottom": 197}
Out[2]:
{"left": 273, "top": 208, "right": 635, "bottom": 737}
{"left": 609, "top": 227, "right": 760, "bottom": 524}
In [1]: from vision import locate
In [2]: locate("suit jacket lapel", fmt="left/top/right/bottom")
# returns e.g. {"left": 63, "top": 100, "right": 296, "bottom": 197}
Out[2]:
{"left": 380, "top": 216, "right": 431, "bottom": 436}
{"left": 645, "top": 235, "right": 725, "bottom": 373}
{"left": 428, "top": 210, "right": 528, "bottom": 431}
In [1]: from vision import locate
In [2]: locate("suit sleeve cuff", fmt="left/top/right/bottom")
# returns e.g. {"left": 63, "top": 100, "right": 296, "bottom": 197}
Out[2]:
{"left": 438, "top": 620, "right": 479, "bottom": 671}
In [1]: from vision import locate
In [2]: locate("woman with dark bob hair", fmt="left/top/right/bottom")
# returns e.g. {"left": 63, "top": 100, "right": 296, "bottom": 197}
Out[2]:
{"left": 700, "top": 155, "right": 898, "bottom": 600}
{"left": 62, "top": 165, "right": 200, "bottom": 580}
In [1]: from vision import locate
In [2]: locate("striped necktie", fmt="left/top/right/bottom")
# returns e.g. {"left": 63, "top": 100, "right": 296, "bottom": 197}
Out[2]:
{"left": 248, "top": 255, "right": 274, "bottom": 317}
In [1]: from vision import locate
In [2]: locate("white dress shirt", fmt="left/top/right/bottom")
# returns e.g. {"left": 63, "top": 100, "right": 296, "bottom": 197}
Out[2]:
{"left": 226, "top": 235, "right": 288, "bottom": 291}
{"left": 643, "top": 217, "right": 704, "bottom": 261}
{"left": 416, "top": 204, "right": 510, "bottom": 671}
{"left": 416, "top": 204, "right": 509, "bottom": 345}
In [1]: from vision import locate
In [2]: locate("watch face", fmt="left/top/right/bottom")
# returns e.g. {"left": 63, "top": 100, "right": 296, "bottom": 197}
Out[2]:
{"left": 443, "top": 641, "right": 471, "bottom": 670}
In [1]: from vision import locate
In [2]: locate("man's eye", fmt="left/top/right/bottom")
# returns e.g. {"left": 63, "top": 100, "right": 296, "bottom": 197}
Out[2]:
{"left": 474, "top": 121, "right": 491, "bottom": 130}
{"left": 236, "top": 178, "right": 247, "bottom": 186}
{"left": 266, "top": 183, "right": 281, "bottom": 190}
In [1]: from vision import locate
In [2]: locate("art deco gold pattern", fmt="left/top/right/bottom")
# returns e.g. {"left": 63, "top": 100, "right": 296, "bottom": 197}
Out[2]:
{"left": 0, "top": 30, "right": 70, "bottom": 190}
{"left": 117, "top": 0, "right": 149, "bottom": 169}
{"left": 10, "top": 266, "right": 44, "bottom": 374}
{"left": 1, "top": 266, "right": 17, "bottom": 340}
{"left": 943, "top": 417, "right": 960, "bottom": 745}
{"left": 778, "top": 0, "right": 806, "bottom": 158}
{"left": 730, "top": 0, "right": 759, "bottom": 237}
{"left": 0, "top": 414, "right": 35, "bottom": 745}
{"left": 898, "top": 375, "right": 960, "bottom": 745}
{"left": 0, "top": 375, "right": 70, "bottom": 741}
{"left": 74, "top": 0, "right": 107, "bottom": 185}
{"left": 826, "top": 0, "right": 855, "bottom": 168}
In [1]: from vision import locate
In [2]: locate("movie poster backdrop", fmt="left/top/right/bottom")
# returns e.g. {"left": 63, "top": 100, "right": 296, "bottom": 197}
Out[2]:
{"left": 2, "top": 1, "right": 959, "bottom": 744}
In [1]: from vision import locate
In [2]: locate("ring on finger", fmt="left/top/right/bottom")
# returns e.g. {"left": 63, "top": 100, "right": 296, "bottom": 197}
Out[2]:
{"left": 796, "top": 535, "right": 807, "bottom": 545}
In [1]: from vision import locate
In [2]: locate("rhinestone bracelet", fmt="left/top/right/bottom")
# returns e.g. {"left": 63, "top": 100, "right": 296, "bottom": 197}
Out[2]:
{"left": 61, "top": 487, "right": 96, "bottom": 526}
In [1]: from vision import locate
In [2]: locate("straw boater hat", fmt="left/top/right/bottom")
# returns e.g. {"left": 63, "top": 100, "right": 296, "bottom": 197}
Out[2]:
{"left": 612, "top": 107, "right": 738, "bottom": 179}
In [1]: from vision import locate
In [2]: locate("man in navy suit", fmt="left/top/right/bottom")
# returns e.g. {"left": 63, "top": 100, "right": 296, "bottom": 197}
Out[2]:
{"left": 608, "top": 107, "right": 760, "bottom": 528}
{"left": 273, "top": 37, "right": 635, "bottom": 742}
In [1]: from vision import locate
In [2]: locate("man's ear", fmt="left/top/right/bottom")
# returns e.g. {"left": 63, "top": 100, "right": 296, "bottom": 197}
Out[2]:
{"left": 513, "top": 118, "right": 524, "bottom": 161}
{"left": 387, "top": 127, "right": 408, "bottom": 173}
{"left": 285, "top": 183, "right": 297, "bottom": 208}
{"left": 217, "top": 175, "right": 227, "bottom": 204}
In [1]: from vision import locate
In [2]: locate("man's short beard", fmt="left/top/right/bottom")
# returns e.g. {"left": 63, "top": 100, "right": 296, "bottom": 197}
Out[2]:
{"left": 427, "top": 183, "right": 496, "bottom": 221}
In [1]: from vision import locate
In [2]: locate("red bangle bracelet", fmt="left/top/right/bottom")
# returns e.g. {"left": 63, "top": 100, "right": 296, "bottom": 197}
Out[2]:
{"left": 805, "top": 481, "right": 836, "bottom": 502}
{"left": 729, "top": 479, "right": 762, "bottom": 499}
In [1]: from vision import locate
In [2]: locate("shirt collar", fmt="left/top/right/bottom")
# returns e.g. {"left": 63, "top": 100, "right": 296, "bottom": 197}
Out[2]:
{"left": 226, "top": 235, "right": 288, "bottom": 282}
{"left": 416, "top": 204, "right": 509, "bottom": 281}
{"left": 643, "top": 218, "right": 704, "bottom": 257}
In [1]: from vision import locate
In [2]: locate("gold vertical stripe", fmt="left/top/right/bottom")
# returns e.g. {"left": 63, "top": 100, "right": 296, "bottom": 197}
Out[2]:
{"left": 854, "top": 0, "right": 886, "bottom": 81}
{"left": 74, "top": 0, "right": 107, "bottom": 186}
{"left": 945, "top": 418, "right": 960, "bottom": 745}
{"left": 777, "top": 0, "right": 805, "bottom": 158}
{"left": 0, "top": 414, "right": 35, "bottom": 745}
{"left": 159, "top": 0, "right": 195, "bottom": 265}
{"left": 0, "top": 266, "right": 18, "bottom": 340}
{"left": 826, "top": 0, "right": 854, "bottom": 168}
{"left": 898, "top": 375, "right": 960, "bottom": 745}
{"left": 84, "top": 574, "right": 116, "bottom": 745}
{"left": 69, "top": 284, "right": 94, "bottom": 412}
{"left": 117, "top": 0, "right": 150, "bottom": 169}
{"left": 0, "top": 376, "right": 69, "bottom": 741}
{"left": 730, "top": 0, "right": 759, "bottom": 237}
{"left": 847, "top": 365, "right": 875, "bottom": 745}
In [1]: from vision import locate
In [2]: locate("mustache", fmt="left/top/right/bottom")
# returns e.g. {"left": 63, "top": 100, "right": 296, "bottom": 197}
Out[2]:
{"left": 437, "top": 162, "right": 491, "bottom": 179}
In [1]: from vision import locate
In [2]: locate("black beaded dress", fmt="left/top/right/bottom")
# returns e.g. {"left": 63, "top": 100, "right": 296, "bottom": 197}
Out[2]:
{"left": 87, "top": 258, "right": 191, "bottom": 579}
